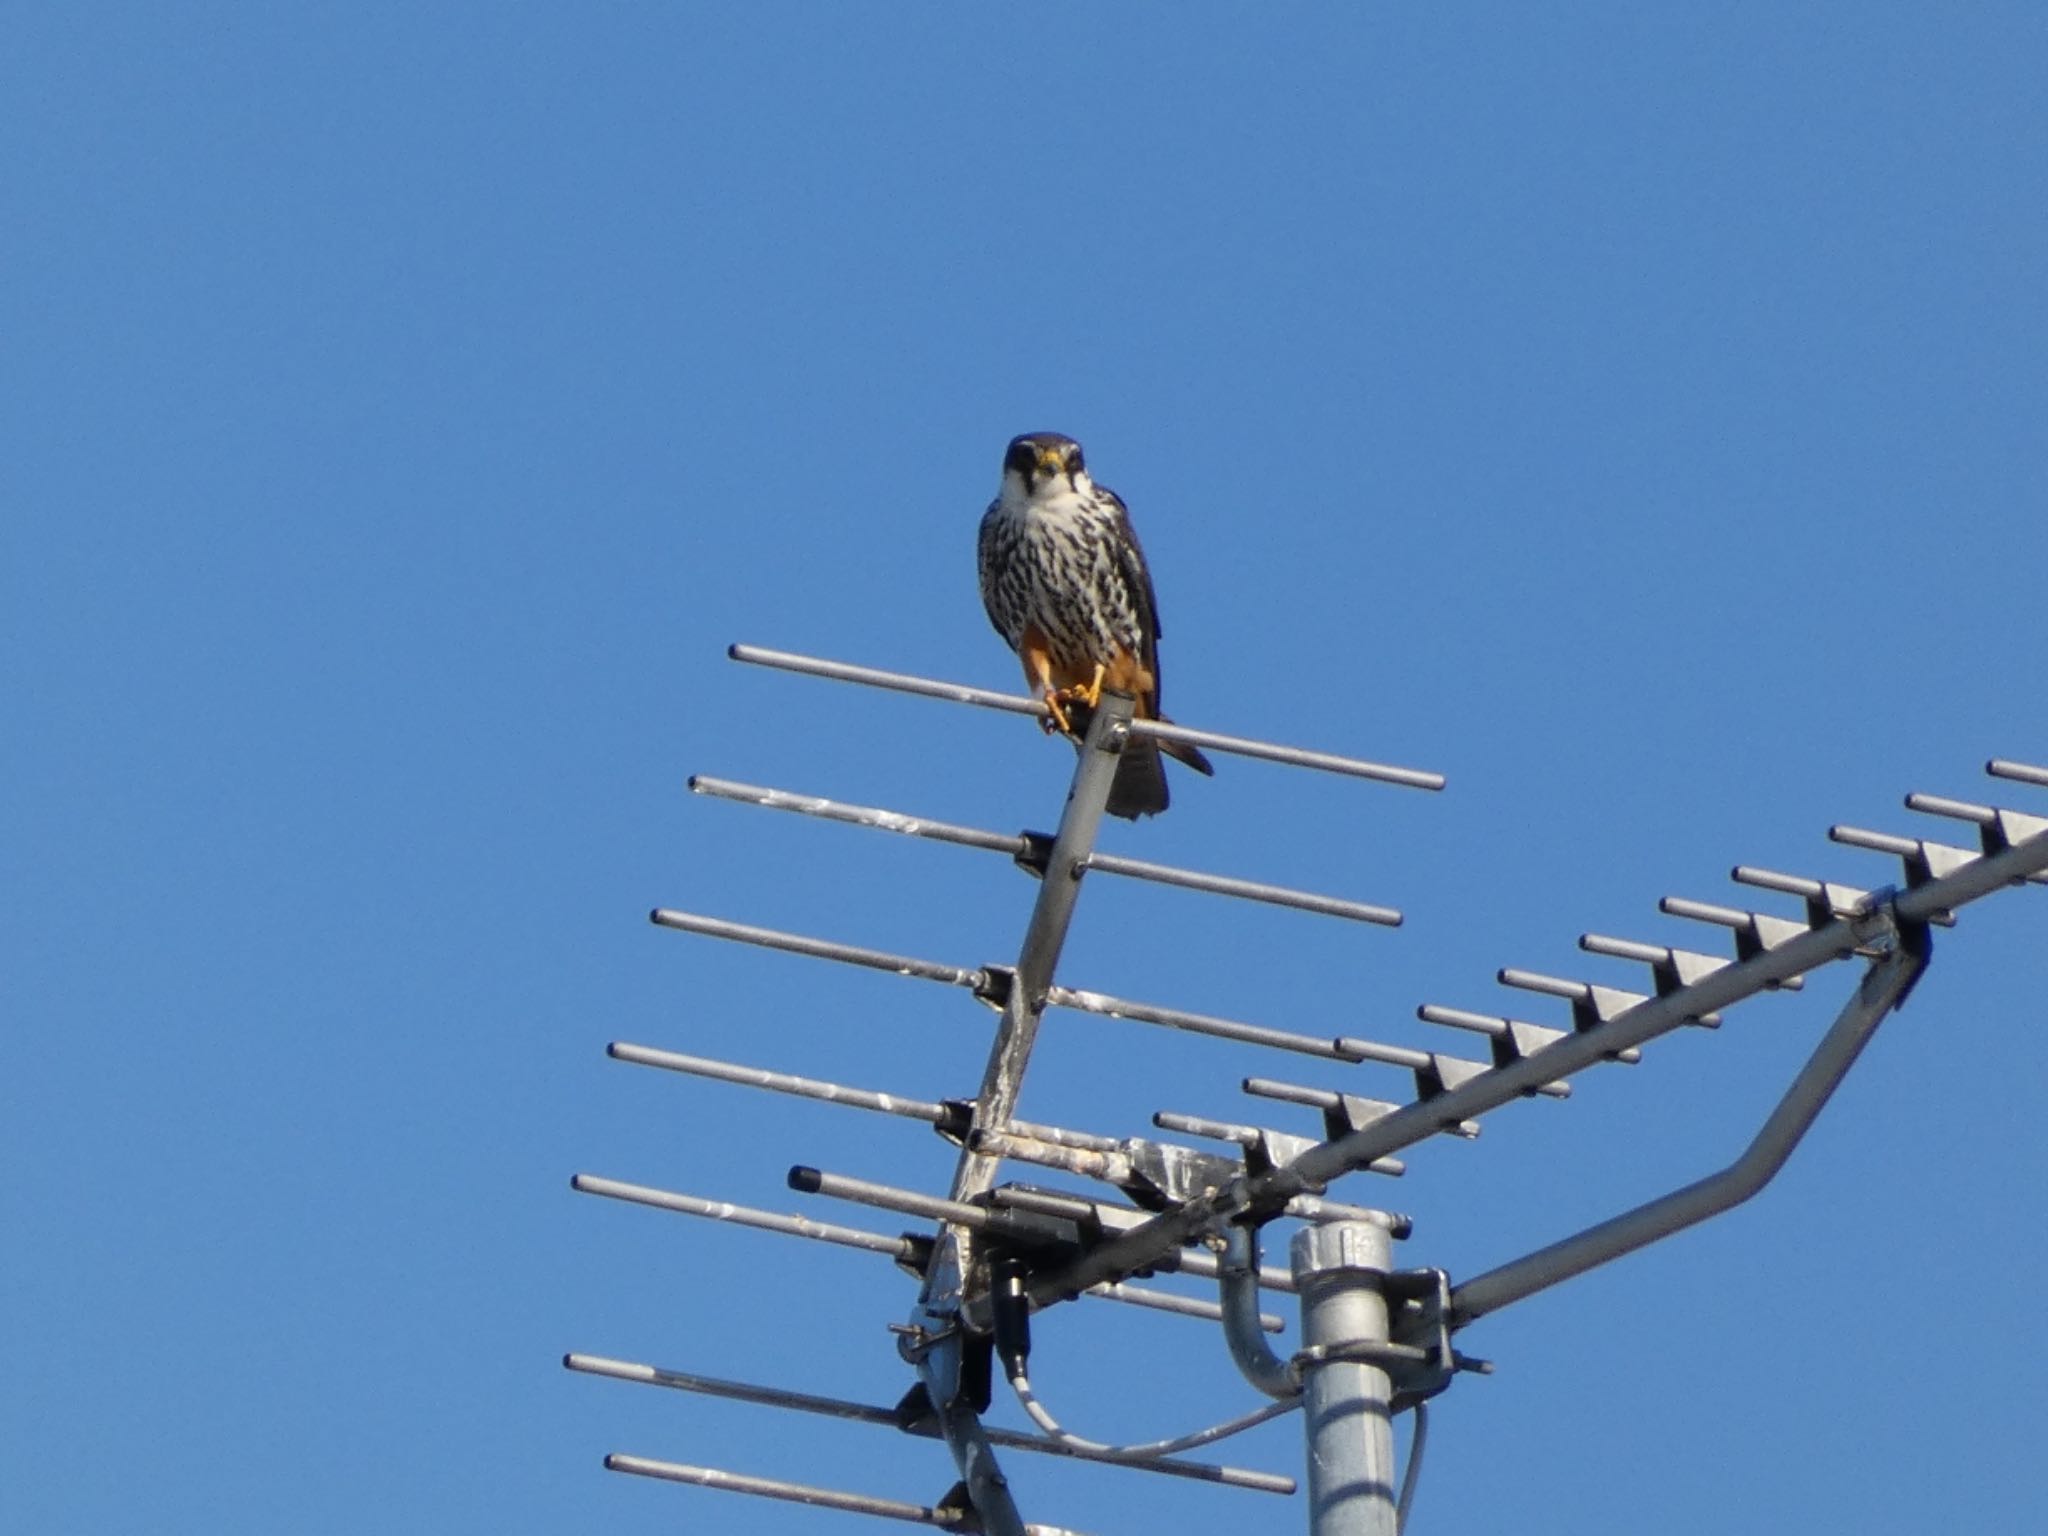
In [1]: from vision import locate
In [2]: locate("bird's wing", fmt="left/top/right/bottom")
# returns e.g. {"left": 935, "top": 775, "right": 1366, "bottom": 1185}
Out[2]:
{"left": 976, "top": 501, "right": 1015, "bottom": 645}
{"left": 1102, "top": 486, "right": 1165, "bottom": 699}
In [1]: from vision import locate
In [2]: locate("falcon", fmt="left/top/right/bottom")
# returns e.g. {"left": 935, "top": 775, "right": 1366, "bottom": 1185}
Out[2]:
{"left": 977, "top": 431, "right": 1214, "bottom": 819}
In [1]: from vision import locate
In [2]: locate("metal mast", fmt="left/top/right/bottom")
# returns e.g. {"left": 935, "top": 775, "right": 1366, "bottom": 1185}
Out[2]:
{"left": 569, "top": 644, "right": 2048, "bottom": 1535}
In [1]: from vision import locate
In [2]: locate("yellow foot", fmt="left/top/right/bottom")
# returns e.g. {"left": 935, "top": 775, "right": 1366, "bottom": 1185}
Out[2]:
{"left": 1047, "top": 663, "right": 1107, "bottom": 728}
{"left": 1041, "top": 690, "right": 1077, "bottom": 737}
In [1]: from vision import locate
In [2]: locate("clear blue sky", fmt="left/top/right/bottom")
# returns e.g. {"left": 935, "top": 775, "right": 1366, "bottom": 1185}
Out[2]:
{"left": 7, "top": 6, "right": 2044, "bottom": 1533}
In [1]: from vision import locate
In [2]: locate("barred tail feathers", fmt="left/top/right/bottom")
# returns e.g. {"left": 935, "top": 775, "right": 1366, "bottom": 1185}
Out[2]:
{"left": 1066, "top": 703, "right": 1211, "bottom": 821}
{"left": 1106, "top": 734, "right": 1171, "bottom": 820}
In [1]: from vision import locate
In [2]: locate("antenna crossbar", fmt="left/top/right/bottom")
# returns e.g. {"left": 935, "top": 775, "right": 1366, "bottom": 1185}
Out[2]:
{"left": 1079, "top": 849, "right": 1401, "bottom": 926}
{"left": 690, "top": 774, "right": 1401, "bottom": 925}
{"left": 1731, "top": 866, "right": 1914, "bottom": 927}
{"left": 1049, "top": 984, "right": 1454, "bottom": 1073}
{"left": 566, "top": 1354, "right": 1296, "bottom": 1493}
{"left": 1128, "top": 714, "right": 1443, "bottom": 790}
{"left": 727, "top": 643, "right": 1443, "bottom": 789}
{"left": 601, "top": 1451, "right": 1095, "bottom": 1534}
{"left": 574, "top": 1173, "right": 913, "bottom": 1258}
{"left": 570, "top": 1174, "right": 1258, "bottom": 1327}
{"left": 1581, "top": 930, "right": 1800, "bottom": 994}
{"left": 650, "top": 909, "right": 988, "bottom": 992}
{"left": 609, "top": 1041, "right": 956, "bottom": 1128}
{"left": 1415, "top": 1003, "right": 1609, "bottom": 1073}
{"left": 1243, "top": 1075, "right": 1484, "bottom": 1139}
{"left": 609, "top": 1040, "right": 1127, "bottom": 1155}
{"left": 648, "top": 906, "right": 1508, "bottom": 1090}
{"left": 795, "top": 1166, "right": 1080, "bottom": 1246}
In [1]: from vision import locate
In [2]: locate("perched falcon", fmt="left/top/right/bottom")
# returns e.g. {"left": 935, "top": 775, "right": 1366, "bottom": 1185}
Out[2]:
{"left": 978, "top": 432, "right": 1214, "bottom": 819}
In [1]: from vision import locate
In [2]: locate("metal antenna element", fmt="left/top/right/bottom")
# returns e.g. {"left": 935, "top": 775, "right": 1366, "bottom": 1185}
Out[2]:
{"left": 689, "top": 775, "right": 1403, "bottom": 925}
{"left": 567, "top": 1354, "right": 1294, "bottom": 1493}
{"left": 727, "top": 644, "right": 1446, "bottom": 790}
{"left": 570, "top": 647, "right": 2048, "bottom": 1536}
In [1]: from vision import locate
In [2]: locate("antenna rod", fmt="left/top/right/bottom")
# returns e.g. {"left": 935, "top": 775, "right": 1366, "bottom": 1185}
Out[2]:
{"left": 648, "top": 909, "right": 987, "bottom": 992}
{"left": 604, "top": 1453, "right": 1093, "bottom": 1533}
{"left": 609, "top": 1042, "right": 953, "bottom": 1125}
{"left": 731, "top": 642, "right": 1044, "bottom": 717}
{"left": 572, "top": 1173, "right": 1246, "bottom": 1326}
{"left": 567, "top": 1355, "right": 1296, "bottom": 1493}
{"left": 728, "top": 642, "right": 1444, "bottom": 788}
{"left": 1128, "top": 714, "right": 1445, "bottom": 791}
{"left": 1989, "top": 757, "right": 2048, "bottom": 787}
{"left": 572, "top": 1174, "right": 911, "bottom": 1257}
{"left": 690, "top": 773, "right": 1401, "bottom": 924}
{"left": 1080, "top": 850, "right": 1401, "bottom": 925}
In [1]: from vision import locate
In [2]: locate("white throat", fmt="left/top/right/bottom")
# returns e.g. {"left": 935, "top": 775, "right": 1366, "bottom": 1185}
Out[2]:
{"left": 999, "top": 468, "right": 1096, "bottom": 515}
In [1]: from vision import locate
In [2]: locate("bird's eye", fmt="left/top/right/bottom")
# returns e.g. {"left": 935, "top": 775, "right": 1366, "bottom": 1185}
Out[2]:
{"left": 1065, "top": 446, "right": 1084, "bottom": 474}
{"left": 1005, "top": 440, "right": 1039, "bottom": 476}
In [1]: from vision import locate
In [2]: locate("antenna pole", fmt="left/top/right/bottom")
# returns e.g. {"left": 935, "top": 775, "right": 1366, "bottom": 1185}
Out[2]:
{"left": 1294, "top": 1220, "right": 1400, "bottom": 1536}
{"left": 910, "top": 694, "right": 1134, "bottom": 1536}
{"left": 948, "top": 693, "right": 1134, "bottom": 1203}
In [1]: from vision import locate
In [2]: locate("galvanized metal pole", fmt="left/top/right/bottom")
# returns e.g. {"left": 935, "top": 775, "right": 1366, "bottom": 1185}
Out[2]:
{"left": 1293, "top": 1221, "right": 1400, "bottom": 1536}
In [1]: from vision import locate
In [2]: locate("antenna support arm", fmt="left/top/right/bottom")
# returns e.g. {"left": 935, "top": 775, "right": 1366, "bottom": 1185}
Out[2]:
{"left": 1445, "top": 938, "right": 1927, "bottom": 1330}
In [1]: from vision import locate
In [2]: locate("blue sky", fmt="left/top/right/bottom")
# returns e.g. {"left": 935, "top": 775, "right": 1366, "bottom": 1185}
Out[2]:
{"left": 6, "top": 6, "right": 2045, "bottom": 1533}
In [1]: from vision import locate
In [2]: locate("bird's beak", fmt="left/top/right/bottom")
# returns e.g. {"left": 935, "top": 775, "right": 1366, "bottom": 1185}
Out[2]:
{"left": 1034, "top": 448, "right": 1067, "bottom": 477}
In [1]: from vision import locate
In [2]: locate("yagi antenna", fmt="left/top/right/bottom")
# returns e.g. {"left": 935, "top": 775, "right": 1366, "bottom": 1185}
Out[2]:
{"left": 569, "top": 642, "right": 2048, "bottom": 1536}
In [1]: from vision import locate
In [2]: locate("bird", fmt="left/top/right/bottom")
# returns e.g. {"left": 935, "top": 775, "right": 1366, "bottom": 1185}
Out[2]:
{"left": 977, "top": 431, "right": 1214, "bottom": 819}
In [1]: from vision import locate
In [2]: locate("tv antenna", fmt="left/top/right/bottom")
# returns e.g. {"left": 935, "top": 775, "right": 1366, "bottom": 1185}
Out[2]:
{"left": 570, "top": 643, "right": 2047, "bottom": 1534}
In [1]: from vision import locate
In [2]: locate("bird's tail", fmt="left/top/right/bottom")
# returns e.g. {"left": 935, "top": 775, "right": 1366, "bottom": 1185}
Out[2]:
{"left": 1093, "top": 712, "right": 1215, "bottom": 821}
{"left": 1106, "top": 735, "right": 1170, "bottom": 819}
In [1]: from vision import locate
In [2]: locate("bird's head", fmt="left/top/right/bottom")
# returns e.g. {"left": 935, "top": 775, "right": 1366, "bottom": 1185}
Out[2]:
{"left": 1000, "top": 432, "right": 1090, "bottom": 499}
